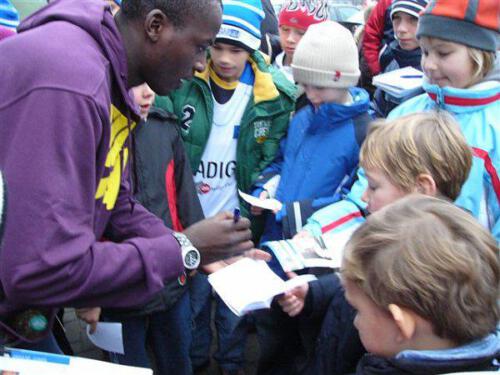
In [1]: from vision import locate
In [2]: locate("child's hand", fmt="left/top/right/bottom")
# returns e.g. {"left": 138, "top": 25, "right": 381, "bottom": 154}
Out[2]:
{"left": 76, "top": 307, "right": 101, "bottom": 334}
{"left": 293, "top": 230, "right": 313, "bottom": 240}
{"left": 250, "top": 191, "right": 269, "bottom": 216}
{"left": 277, "top": 272, "right": 309, "bottom": 317}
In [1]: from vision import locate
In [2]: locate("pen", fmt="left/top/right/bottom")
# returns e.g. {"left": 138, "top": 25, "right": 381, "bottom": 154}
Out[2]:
{"left": 401, "top": 75, "right": 423, "bottom": 79}
{"left": 233, "top": 208, "right": 240, "bottom": 223}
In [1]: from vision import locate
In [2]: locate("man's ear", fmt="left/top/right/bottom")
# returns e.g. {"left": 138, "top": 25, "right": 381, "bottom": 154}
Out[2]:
{"left": 388, "top": 304, "right": 417, "bottom": 341}
{"left": 144, "top": 9, "right": 172, "bottom": 43}
{"left": 415, "top": 173, "right": 437, "bottom": 196}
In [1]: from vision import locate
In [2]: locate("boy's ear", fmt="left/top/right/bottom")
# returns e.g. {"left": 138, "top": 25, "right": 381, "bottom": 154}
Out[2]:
{"left": 388, "top": 304, "right": 417, "bottom": 341}
{"left": 415, "top": 173, "right": 437, "bottom": 196}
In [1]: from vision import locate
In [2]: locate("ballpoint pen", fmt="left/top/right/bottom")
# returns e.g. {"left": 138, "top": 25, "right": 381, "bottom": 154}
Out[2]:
{"left": 233, "top": 208, "right": 240, "bottom": 223}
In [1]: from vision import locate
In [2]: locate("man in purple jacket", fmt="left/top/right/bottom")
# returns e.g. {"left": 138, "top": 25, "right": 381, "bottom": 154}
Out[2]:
{"left": 0, "top": 0, "right": 261, "bottom": 351}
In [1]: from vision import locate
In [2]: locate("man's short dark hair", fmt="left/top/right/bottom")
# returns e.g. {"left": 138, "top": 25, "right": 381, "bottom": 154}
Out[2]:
{"left": 121, "top": 0, "right": 222, "bottom": 27}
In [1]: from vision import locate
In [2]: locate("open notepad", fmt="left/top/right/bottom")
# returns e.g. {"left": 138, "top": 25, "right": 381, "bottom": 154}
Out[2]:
{"left": 262, "top": 224, "right": 360, "bottom": 272}
{"left": 372, "top": 66, "right": 424, "bottom": 98}
{"left": 208, "top": 258, "right": 316, "bottom": 316}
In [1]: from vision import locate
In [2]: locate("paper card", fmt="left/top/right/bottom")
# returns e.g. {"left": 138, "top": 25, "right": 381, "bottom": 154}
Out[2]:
{"left": 238, "top": 190, "right": 282, "bottom": 211}
{"left": 208, "top": 258, "right": 315, "bottom": 316}
{"left": 86, "top": 322, "right": 124, "bottom": 354}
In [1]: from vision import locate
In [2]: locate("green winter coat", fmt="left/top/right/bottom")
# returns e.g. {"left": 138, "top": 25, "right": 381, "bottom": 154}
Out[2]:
{"left": 156, "top": 51, "right": 296, "bottom": 226}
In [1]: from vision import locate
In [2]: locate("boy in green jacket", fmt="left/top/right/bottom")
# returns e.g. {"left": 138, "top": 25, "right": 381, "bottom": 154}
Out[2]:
{"left": 156, "top": 1, "right": 295, "bottom": 373}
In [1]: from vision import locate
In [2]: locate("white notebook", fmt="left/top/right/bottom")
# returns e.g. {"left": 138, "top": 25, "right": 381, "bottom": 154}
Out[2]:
{"left": 208, "top": 258, "right": 316, "bottom": 316}
{"left": 373, "top": 66, "right": 424, "bottom": 98}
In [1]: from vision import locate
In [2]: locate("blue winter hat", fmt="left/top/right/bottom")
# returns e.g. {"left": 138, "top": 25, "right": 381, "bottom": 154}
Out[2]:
{"left": 216, "top": 0, "right": 265, "bottom": 51}
{"left": 0, "top": 0, "right": 19, "bottom": 32}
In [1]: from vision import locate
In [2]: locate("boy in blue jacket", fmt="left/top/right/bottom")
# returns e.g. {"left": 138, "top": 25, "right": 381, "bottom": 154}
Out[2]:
{"left": 250, "top": 20, "right": 371, "bottom": 375}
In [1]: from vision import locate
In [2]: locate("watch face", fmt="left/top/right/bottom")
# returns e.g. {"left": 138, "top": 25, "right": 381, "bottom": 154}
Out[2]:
{"left": 185, "top": 250, "right": 199, "bottom": 268}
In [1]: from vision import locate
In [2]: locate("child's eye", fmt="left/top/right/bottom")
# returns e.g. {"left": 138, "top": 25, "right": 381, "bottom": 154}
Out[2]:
{"left": 437, "top": 51, "right": 450, "bottom": 58}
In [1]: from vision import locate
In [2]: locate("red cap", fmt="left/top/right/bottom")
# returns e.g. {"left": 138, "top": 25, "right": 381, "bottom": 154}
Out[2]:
{"left": 279, "top": 1, "right": 329, "bottom": 31}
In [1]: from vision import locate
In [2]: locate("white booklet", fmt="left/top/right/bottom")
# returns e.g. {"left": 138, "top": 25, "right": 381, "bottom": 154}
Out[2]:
{"left": 263, "top": 224, "right": 360, "bottom": 272}
{"left": 238, "top": 189, "right": 282, "bottom": 212}
{"left": 208, "top": 258, "right": 316, "bottom": 316}
{"left": 372, "top": 66, "right": 423, "bottom": 98}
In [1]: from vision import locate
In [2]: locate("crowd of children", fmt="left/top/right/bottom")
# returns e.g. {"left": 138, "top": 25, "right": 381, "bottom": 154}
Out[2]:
{"left": 0, "top": 0, "right": 498, "bottom": 374}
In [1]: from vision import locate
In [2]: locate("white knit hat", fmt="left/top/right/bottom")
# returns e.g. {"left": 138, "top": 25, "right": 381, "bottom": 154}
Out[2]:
{"left": 292, "top": 21, "right": 360, "bottom": 88}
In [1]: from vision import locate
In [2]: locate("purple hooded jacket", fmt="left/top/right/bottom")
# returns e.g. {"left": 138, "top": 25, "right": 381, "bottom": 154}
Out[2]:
{"left": 0, "top": 0, "right": 183, "bottom": 318}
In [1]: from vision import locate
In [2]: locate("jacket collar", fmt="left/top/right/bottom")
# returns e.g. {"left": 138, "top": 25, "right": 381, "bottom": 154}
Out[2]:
{"left": 195, "top": 50, "right": 281, "bottom": 104}
{"left": 424, "top": 80, "right": 500, "bottom": 114}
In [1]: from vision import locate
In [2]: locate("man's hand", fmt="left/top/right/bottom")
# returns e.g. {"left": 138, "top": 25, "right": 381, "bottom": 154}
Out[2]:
{"left": 183, "top": 211, "right": 254, "bottom": 265}
{"left": 277, "top": 272, "right": 309, "bottom": 317}
{"left": 202, "top": 249, "right": 272, "bottom": 274}
{"left": 76, "top": 307, "right": 101, "bottom": 334}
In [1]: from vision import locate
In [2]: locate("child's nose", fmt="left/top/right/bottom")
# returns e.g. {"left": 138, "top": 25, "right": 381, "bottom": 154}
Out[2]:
{"left": 361, "top": 188, "right": 369, "bottom": 203}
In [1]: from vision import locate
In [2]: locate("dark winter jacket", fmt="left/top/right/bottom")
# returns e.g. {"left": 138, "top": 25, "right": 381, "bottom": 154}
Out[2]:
{"left": 355, "top": 331, "right": 500, "bottom": 374}
{"left": 372, "top": 40, "right": 423, "bottom": 118}
{"left": 105, "top": 107, "right": 204, "bottom": 318}
{"left": 300, "top": 273, "right": 366, "bottom": 375}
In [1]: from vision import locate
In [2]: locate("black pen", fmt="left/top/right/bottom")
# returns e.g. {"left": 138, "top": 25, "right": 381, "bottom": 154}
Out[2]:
{"left": 233, "top": 208, "right": 240, "bottom": 223}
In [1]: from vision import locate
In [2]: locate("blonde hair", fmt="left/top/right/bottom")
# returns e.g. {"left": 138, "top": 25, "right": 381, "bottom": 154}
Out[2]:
{"left": 342, "top": 195, "right": 500, "bottom": 345}
{"left": 360, "top": 112, "right": 472, "bottom": 200}
{"left": 468, "top": 47, "right": 496, "bottom": 83}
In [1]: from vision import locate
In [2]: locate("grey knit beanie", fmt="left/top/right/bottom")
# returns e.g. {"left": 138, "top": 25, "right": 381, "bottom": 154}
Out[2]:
{"left": 291, "top": 21, "right": 360, "bottom": 88}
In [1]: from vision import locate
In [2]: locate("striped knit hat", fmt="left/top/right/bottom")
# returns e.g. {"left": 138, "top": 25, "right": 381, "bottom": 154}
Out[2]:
{"left": 390, "top": 0, "right": 429, "bottom": 19}
{"left": 0, "top": 0, "right": 19, "bottom": 32}
{"left": 417, "top": 0, "right": 499, "bottom": 52}
{"left": 279, "top": 0, "right": 329, "bottom": 31}
{"left": 216, "top": 0, "right": 265, "bottom": 52}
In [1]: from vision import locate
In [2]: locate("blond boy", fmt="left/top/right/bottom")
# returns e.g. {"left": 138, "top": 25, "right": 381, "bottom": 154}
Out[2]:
{"left": 342, "top": 194, "right": 499, "bottom": 373}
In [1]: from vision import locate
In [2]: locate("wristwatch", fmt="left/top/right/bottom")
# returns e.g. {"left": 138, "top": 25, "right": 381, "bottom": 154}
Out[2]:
{"left": 172, "top": 232, "right": 201, "bottom": 270}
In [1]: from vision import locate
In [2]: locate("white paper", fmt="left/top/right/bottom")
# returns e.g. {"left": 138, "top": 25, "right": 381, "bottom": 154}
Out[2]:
{"left": 86, "top": 322, "right": 124, "bottom": 354}
{"left": 238, "top": 189, "right": 282, "bottom": 211}
{"left": 372, "top": 66, "right": 423, "bottom": 98}
{"left": 208, "top": 258, "right": 316, "bottom": 316}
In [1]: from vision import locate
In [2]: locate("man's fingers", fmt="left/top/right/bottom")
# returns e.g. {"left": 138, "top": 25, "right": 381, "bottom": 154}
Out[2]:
{"left": 285, "top": 271, "right": 298, "bottom": 280}
{"left": 243, "top": 249, "right": 271, "bottom": 261}
{"left": 89, "top": 322, "right": 98, "bottom": 334}
{"left": 229, "top": 240, "right": 255, "bottom": 255}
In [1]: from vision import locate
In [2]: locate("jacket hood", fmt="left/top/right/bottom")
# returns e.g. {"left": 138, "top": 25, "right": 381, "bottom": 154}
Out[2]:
{"left": 18, "top": 0, "right": 136, "bottom": 113}
{"left": 307, "top": 87, "right": 370, "bottom": 133}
